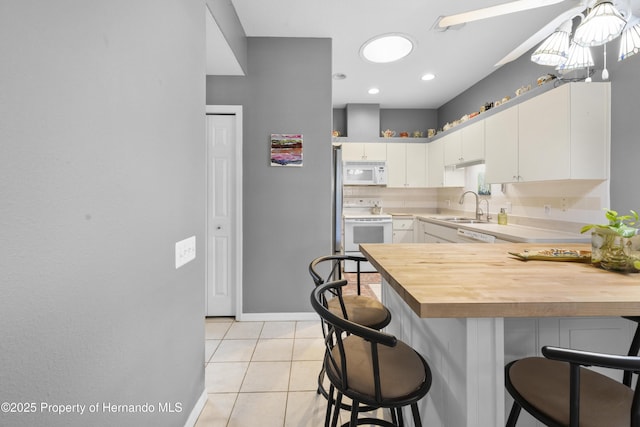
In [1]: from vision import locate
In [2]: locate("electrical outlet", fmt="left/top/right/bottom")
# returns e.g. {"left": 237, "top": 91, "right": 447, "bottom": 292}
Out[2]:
{"left": 544, "top": 205, "right": 551, "bottom": 216}
{"left": 561, "top": 198, "right": 567, "bottom": 212}
{"left": 445, "top": 199, "right": 451, "bottom": 207}
{"left": 175, "top": 236, "right": 196, "bottom": 269}
{"left": 505, "top": 202, "right": 512, "bottom": 213}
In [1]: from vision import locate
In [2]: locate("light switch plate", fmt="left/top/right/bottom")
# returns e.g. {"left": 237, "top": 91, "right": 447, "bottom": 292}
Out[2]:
{"left": 175, "top": 236, "right": 196, "bottom": 269}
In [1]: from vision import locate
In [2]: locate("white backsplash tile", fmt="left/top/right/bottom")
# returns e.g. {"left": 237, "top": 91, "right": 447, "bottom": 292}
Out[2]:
{"left": 344, "top": 163, "right": 610, "bottom": 233}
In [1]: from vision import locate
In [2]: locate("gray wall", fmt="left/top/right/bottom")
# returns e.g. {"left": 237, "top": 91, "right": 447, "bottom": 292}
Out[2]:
{"left": 380, "top": 109, "right": 438, "bottom": 136}
{"left": 206, "top": 37, "right": 332, "bottom": 313}
{"left": 0, "top": 2, "right": 206, "bottom": 426}
{"left": 438, "top": 43, "right": 640, "bottom": 213}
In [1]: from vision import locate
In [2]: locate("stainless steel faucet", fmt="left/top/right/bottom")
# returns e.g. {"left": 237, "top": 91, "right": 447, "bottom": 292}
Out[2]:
{"left": 458, "top": 191, "right": 480, "bottom": 220}
{"left": 479, "top": 198, "right": 491, "bottom": 221}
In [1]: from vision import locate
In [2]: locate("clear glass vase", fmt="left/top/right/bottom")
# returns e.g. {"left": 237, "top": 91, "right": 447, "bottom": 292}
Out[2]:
{"left": 591, "top": 229, "right": 640, "bottom": 272}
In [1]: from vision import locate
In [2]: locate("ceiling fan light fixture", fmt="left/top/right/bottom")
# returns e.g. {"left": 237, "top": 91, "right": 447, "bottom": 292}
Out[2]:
{"left": 573, "top": 0, "right": 626, "bottom": 47}
{"left": 360, "top": 33, "right": 414, "bottom": 63}
{"left": 556, "top": 42, "right": 594, "bottom": 72}
{"left": 618, "top": 22, "right": 640, "bottom": 61}
{"left": 531, "top": 20, "right": 572, "bottom": 66}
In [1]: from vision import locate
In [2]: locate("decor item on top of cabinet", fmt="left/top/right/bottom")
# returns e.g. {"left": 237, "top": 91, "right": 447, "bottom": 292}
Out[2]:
{"left": 515, "top": 85, "right": 532, "bottom": 96}
{"left": 332, "top": 130, "right": 340, "bottom": 137}
{"left": 382, "top": 129, "right": 396, "bottom": 138}
{"left": 427, "top": 129, "right": 436, "bottom": 137}
{"left": 480, "top": 102, "right": 493, "bottom": 112}
{"left": 537, "top": 74, "right": 556, "bottom": 86}
{"left": 581, "top": 209, "right": 640, "bottom": 272}
{"left": 399, "top": 131, "right": 409, "bottom": 138}
{"left": 270, "top": 133, "right": 303, "bottom": 167}
{"left": 413, "top": 131, "right": 424, "bottom": 138}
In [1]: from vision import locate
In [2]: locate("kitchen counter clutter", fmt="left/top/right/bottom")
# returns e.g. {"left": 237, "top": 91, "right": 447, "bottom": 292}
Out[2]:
{"left": 359, "top": 242, "right": 639, "bottom": 427}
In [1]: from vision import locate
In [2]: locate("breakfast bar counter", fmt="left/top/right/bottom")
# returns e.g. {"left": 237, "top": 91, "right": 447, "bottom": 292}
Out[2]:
{"left": 360, "top": 243, "right": 640, "bottom": 318}
{"left": 360, "top": 243, "right": 640, "bottom": 427}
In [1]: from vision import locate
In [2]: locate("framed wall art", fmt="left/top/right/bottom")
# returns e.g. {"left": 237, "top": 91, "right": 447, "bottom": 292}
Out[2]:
{"left": 270, "top": 133, "right": 303, "bottom": 167}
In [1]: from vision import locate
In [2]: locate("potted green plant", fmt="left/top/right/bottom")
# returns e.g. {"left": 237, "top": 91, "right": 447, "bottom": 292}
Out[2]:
{"left": 581, "top": 209, "right": 640, "bottom": 272}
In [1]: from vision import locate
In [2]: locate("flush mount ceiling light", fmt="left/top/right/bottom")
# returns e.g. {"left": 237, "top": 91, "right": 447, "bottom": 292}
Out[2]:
{"left": 531, "top": 19, "right": 572, "bottom": 66}
{"left": 573, "top": 0, "right": 626, "bottom": 47}
{"left": 619, "top": 21, "right": 640, "bottom": 61}
{"left": 368, "top": 88, "right": 380, "bottom": 95}
{"left": 421, "top": 73, "right": 436, "bottom": 81}
{"left": 360, "top": 33, "right": 414, "bottom": 63}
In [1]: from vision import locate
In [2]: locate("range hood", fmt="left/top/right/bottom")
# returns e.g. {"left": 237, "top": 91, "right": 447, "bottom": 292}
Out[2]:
{"left": 346, "top": 104, "right": 380, "bottom": 139}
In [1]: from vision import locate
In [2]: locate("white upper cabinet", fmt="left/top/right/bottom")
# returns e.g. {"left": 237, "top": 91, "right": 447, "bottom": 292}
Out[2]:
{"left": 341, "top": 142, "right": 387, "bottom": 161}
{"left": 485, "top": 106, "right": 519, "bottom": 183}
{"left": 443, "top": 120, "right": 485, "bottom": 166}
{"left": 428, "top": 139, "right": 463, "bottom": 187}
{"left": 484, "top": 82, "right": 610, "bottom": 183}
{"left": 427, "top": 139, "right": 445, "bottom": 187}
{"left": 387, "top": 143, "right": 427, "bottom": 188}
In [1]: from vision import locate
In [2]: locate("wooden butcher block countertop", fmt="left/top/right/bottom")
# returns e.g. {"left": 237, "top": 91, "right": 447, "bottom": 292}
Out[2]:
{"left": 360, "top": 243, "right": 640, "bottom": 319}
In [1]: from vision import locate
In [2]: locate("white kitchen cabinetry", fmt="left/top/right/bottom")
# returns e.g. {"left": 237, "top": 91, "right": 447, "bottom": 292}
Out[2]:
{"left": 392, "top": 217, "right": 415, "bottom": 243}
{"left": 504, "top": 316, "right": 633, "bottom": 427}
{"left": 485, "top": 106, "right": 519, "bottom": 183}
{"left": 519, "top": 82, "right": 609, "bottom": 182}
{"left": 427, "top": 140, "right": 445, "bottom": 188}
{"left": 444, "top": 120, "right": 485, "bottom": 166}
{"left": 341, "top": 142, "right": 387, "bottom": 161}
{"left": 387, "top": 143, "right": 427, "bottom": 188}
{"left": 416, "top": 218, "right": 512, "bottom": 243}
{"left": 485, "top": 82, "right": 610, "bottom": 184}
{"left": 427, "top": 139, "right": 464, "bottom": 188}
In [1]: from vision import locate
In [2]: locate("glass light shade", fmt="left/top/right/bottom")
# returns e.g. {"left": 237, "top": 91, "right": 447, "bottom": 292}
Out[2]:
{"left": 360, "top": 34, "right": 414, "bottom": 63}
{"left": 531, "top": 20, "right": 572, "bottom": 66}
{"left": 619, "top": 23, "right": 640, "bottom": 61}
{"left": 573, "top": 0, "right": 626, "bottom": 47}
{"left": 557, "top": 42, "right": 594, "bottom": 72}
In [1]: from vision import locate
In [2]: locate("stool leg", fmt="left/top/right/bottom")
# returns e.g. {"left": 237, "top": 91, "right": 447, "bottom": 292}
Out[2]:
{"left": 506, "top": 402, "right": 521, "bottom": 427}
{"left": 410, "top": 403, "right": 422, "bottom": 427}
{"left": 624, "top": 324, "right": 640, "bottom": 386}
{"left": 350, "top": 400, "right": 359, "bottom": 426}
{"left": 331, "top": 393, "right": 342, "bottom": 427}
{"left": 324, "top": 384, "right": 334, "bottom": 427}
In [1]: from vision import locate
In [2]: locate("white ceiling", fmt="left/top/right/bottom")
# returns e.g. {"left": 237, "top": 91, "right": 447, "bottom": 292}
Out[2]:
{"left": 207, "top": 0, "right": 639, "bottom": 109}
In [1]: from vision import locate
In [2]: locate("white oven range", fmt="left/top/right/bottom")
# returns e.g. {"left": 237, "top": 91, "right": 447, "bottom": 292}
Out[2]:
{"left": 343, "top": 213, "right": 392, "bottom": 272}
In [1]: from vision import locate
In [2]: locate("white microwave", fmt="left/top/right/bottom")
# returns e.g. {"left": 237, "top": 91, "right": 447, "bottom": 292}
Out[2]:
{"left": 343, "top": 161, "right": 387, "bottom": 186}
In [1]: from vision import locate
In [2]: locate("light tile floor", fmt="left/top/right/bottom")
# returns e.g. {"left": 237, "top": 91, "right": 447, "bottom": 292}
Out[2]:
{"left": 196, "top": 318, "right": 328, "bottom": 427}
{"left": 196, "top": 311, "right": 388, "bottom": 426}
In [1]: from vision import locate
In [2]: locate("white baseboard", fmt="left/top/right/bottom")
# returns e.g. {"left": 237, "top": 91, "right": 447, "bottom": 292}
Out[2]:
{"left": 183, "top": 389, "right": 207, "bottom": 427}
{"left": 236, "top": 312, "right": 319, "bottom": 322}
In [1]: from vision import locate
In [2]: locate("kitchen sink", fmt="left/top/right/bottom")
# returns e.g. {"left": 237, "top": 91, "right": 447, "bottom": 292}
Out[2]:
{"left": 431, "top": 217, "right": 486, "bottom": 224}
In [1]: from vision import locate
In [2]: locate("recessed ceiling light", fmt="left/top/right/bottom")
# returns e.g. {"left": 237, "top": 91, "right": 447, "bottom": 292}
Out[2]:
{"left": 421, "top": 73, "right": 436, "bottom": 81}
{"left": 368, "top": 88, "right": 380, "bottom": 95}
{"left": 333, "top": 73, "right": 347, "bottom": 80}
{"left": 360, "top": 33, "right": 414, "bottom": 63}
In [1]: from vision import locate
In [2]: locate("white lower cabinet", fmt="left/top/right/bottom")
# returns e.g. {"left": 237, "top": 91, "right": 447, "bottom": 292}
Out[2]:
{"left": 504, "top": 316, "right": 634, "bottom": 427}
{"left": 392, "top": 217, "right": 414, "bottom": 243}
{"left": 416, "top": 219, "right": 509, "bottom": 243}
{"left": 382, "top": 281, "right": 636, "bottom": 427}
